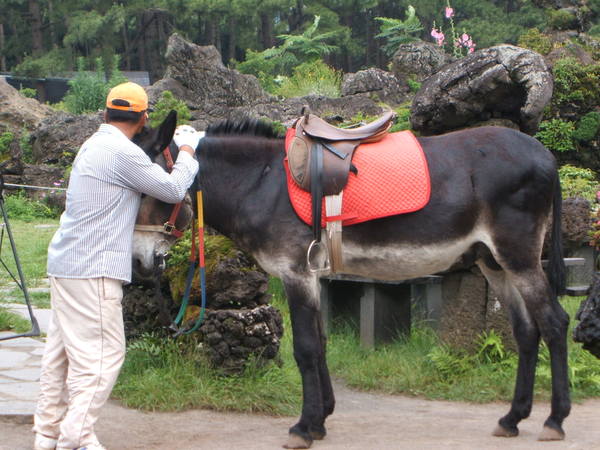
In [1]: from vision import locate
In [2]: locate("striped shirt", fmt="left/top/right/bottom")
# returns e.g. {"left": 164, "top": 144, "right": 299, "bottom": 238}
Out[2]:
{"left": 47, "top": 123, "right": 199, "bottom": 283}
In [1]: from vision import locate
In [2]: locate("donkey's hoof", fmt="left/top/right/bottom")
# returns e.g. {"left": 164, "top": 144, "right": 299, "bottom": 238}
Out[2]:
{"left": 283, "top": 433, "right": 312, "bottom": 449}
{"left": 309, "top": 425, "right": 326, "bottom": 440}
{"left": 538, "top": 425, "right": 565, "bottom": 441}
{"left": 492, "top": 423, "right": 518, "bottom": 437}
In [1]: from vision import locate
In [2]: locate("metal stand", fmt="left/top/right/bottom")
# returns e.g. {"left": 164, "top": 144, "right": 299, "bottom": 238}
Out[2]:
{"left": 0, "top": 170, "right": 40, "bottom": 341}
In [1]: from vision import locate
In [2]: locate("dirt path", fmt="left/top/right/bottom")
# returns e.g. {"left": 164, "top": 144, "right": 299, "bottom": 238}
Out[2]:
{"left": 2, "top": 383, "right": 599, "bottom": 450}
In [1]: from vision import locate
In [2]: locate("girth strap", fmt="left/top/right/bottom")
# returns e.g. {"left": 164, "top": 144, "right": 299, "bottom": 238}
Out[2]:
{"left": 310, "top": 142, "right": 323, "bottom": 243}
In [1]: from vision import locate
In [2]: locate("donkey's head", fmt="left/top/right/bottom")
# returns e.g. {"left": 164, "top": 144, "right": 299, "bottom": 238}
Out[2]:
{"left": 573, "top": 273, "right": 600, "bottom": 359}
{"left": 131, "top": 110, "right": 194, "bottom": 284}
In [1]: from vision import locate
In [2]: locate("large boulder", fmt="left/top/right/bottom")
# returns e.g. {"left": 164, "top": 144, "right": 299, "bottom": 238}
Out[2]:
{"left": 411, "top": 45, "right": 553, "bottom": 135}
{"left": 574, "top": 273, "right": 600, "bottom": 359}
{"left": 341, "top": 68, "right": 409, "bottom": 106}
{"left": 31, "top": 111, "right": 102, "bottom": 166}
{"left": 391, "top": 41, "right": 453, "bottom": 83}
{"left": 0, "top": 78, "right": 53, "bottom": 133}
{"left": 146, "top": 33, "right": 274, "bottom": 126}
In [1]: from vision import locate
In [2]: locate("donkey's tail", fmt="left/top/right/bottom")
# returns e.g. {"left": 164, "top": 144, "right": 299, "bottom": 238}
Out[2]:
{"left": 546, "top": 170, "right": 566, "bottom": 297}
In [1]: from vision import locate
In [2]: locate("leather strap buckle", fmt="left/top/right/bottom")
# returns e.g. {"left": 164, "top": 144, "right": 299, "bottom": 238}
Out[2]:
{"left": 163, "top": 222, "right": 175, "bottom": 234}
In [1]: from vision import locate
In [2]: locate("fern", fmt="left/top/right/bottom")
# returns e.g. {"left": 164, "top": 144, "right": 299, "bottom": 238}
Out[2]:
{"left": 376, "top": 6, "right": 424, "bottom": 57}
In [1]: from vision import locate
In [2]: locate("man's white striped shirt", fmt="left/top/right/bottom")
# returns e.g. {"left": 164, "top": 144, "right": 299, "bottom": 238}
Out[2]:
{"left": 47, "top": 123, "right": 199, "bottom": 283}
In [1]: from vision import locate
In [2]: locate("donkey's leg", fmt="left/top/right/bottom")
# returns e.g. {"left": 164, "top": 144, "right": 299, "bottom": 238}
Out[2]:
{"left": 314, "top": 313, "right": 335, "bottom": 439}
{"left": 478, "top": 262, "right": 540, "bottom": 438}
{"left": 283, "top": 276, "right": 330, "bottom": 449}
{"left": 509, "top": 270, "right": 571, "bottom": 440}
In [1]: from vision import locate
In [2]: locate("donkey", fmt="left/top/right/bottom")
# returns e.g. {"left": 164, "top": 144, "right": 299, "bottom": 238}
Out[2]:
{"left": 138, "top": 115, "right": 569, "bottom": 449}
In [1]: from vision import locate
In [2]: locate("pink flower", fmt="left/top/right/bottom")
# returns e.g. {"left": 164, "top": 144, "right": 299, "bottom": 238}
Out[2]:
{"left": 431, "top": 28, "right": 445, "bottom": 46}
{"left": 445, "top": 7, "right": 454, "bottom": 19}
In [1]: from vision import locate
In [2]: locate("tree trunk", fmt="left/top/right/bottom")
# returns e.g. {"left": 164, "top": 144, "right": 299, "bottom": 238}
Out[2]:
{"left": 205, "top": 18, "right": 217, "bottom": 47}
{"left": 227, "top": 16, "right": 236, "bottom": 62}
{"left": 28, "top": 0, "right": 44, "bottom": 56}
{"left": 365, "top": 10, "right": 372, "bottom": 68}
{"left": 0, "top": 23, "right": 6, "bottom": 72}
{"left": 122, "top": 20, "right": 131, "bottom": 70}
{"left": 260, "top": 13, "right": 273, "bottom": 49}
{"left": 47, "top": 0, "right": 58, "bottom": 49}
{"left": 138, "top": 13, "right": 147, "bottom": 72}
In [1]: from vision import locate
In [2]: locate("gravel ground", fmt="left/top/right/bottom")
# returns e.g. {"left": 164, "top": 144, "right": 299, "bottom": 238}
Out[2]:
{"left": 2, "top": 382, "right": 600, "bottom": 450}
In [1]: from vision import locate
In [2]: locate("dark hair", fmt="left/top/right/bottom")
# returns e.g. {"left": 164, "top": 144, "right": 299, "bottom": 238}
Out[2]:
{"left": 105, "top": 108, "right": 145, "bottom": 124}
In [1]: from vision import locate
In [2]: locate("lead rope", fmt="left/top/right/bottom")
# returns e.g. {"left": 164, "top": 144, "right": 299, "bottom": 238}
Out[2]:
{"left": 170, "top": 190, "right": 206, "bottom": 337}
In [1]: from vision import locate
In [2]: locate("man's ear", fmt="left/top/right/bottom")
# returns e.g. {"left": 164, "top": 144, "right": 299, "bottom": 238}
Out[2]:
{"left": 156, "top": 110, "right": 178, "bottom": 151}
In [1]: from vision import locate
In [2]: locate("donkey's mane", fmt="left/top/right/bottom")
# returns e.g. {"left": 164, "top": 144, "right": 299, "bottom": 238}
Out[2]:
{"left": 206, "top": 118, "right": 283, "bottom": 139}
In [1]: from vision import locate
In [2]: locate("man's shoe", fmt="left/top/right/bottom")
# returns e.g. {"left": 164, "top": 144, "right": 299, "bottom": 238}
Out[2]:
{"left": 34, "top": 433, "right": 57, "bottom": 450}
{"left": 75, "top": 445, "right": 107, "bottom": 450}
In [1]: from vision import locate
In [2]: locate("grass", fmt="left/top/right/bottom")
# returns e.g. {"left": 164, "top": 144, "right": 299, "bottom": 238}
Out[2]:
{"left": 0, "top": 306, "right": 32, "bottom": 333}
{"left": 113, "top": 279, "right": 302, "bottom": 415}
{"left": 0, "top": 218, "right": 56, "bottom": 308}
{"left": 114, "top": 276, "right": 600, "bottom": 416}
{"left": 327, "top": 296, "right": 600, "bottom": 403}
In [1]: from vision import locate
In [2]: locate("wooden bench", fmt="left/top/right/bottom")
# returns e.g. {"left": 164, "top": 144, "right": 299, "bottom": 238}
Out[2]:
{"left": 320, "top": 257, "right": 592, "bottom": 349}
{"left": 319, "top": 274, "right": 442, "bottom": 348}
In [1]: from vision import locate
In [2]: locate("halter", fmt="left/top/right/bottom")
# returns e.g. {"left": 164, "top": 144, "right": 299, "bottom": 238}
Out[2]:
{"left": 134, "top": 147, "right": 185, "bottom": 237}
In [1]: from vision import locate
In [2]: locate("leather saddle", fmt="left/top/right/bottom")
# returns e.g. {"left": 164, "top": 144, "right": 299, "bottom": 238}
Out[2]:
{"left": 287, "top": 110, "right": 396, "bottom": 254}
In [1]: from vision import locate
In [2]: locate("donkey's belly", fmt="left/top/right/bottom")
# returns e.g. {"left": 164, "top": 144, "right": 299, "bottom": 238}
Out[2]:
{"left": 341, "top": 230, "right": 486, "bottom": 280}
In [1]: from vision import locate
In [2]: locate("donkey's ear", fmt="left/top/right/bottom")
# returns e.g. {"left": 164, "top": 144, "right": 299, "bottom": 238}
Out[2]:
{"left": 156, "top": 110, "right": 178, "bottom": 150}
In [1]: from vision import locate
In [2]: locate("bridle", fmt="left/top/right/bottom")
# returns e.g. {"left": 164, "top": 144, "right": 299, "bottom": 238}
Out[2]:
{"left": 134, "top": 145, "right": 186, "bottom": 238}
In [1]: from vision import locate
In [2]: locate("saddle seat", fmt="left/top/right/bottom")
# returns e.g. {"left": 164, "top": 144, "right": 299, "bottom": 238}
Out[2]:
{"left": 300, "top": 110, "right": 396, "bottom": 142}
{"left": 287, "top": 110, "right": 396, "bottom": 195}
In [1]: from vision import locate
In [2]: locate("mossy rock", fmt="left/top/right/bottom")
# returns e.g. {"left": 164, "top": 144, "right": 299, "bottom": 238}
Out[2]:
{"left": 164, "top": 231, "right": 271, "bottom": 310}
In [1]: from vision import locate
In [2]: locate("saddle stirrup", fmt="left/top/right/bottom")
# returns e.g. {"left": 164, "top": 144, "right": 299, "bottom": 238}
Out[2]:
{"left": 307, "top": 142, "right": 330, "bottom": 273}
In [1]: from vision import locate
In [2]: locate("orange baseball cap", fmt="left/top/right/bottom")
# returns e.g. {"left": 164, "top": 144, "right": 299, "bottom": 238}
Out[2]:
{"left": 106, "top": 82, "right": 148, "bottom": 112}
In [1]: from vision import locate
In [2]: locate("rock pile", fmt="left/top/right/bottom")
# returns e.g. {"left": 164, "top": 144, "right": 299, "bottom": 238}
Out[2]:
{"left": 197, "top": 305, "right": 284, "bottom": 373}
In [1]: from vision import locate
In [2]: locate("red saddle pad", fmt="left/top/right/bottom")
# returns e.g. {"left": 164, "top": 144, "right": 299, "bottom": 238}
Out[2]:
{"left": 284, "top": 130, "right": 431, "bottom": 227}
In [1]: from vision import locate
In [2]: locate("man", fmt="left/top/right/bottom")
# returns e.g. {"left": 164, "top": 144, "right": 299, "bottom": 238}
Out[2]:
{"left": 33, "top": 82, "right": 202, "bottom": 450}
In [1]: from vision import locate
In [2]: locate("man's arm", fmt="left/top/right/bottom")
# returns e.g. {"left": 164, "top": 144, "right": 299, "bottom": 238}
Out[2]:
{"left": 113, "top": 147, "right": 198, "bottom": 203}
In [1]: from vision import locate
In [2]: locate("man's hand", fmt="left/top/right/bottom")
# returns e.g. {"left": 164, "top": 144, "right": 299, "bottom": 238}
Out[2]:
{"left": 173, "top": 125, "right": 204, "bottom": 155}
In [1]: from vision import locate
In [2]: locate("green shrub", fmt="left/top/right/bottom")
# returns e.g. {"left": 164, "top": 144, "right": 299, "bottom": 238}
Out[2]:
{"left": 558, "top": 164, "right": 598, "bottom": 201}
{"left": 0, "top": 132, "right": 13, "bottom": 157}
{"left": 589, "top": 24, "right": 600, "bottom": 36}
{"left": 4, "top": 191, "right": 60, "bottom": 222}
{"left": 12, "top": 48, "right": 70, "bottom": 78}
{"left": 275, "top": 60, "right": 342, "bottom": 98}
{"left": 517, "top": 28, "right": 553, "bottom": 55}
{"left": 19, "top": 87, "right": 37, "bottom": 99}
{"left": 573, "top": 111, "right": 600, "bottom": 142}
{"left": 148, "top": 91, "right": 191, "bottom": 128}
{"left": 19, "top": 129, "right": 33, "bottom": 164}
{"left": 389, "top": 106, "right": 411, "bottom": 133}
{"left": 63, "top": 56, "right": 127, "bottom": 115}
{"left": 547, "top": 8, "right": 578, "bottom": 31}
{"left": 535, "top": 119, "right": 576, "bottom": 152}
{"left": 551, "top": 58, "right": 600, "bottom": 111}
{"left": 407, "top": 77, "right": 421, "bottom": 93}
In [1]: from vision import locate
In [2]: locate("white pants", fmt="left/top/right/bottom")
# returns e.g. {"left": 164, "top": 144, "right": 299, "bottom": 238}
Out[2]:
{"left": 33, "top": 277, "right": 125, "bottom": 449}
